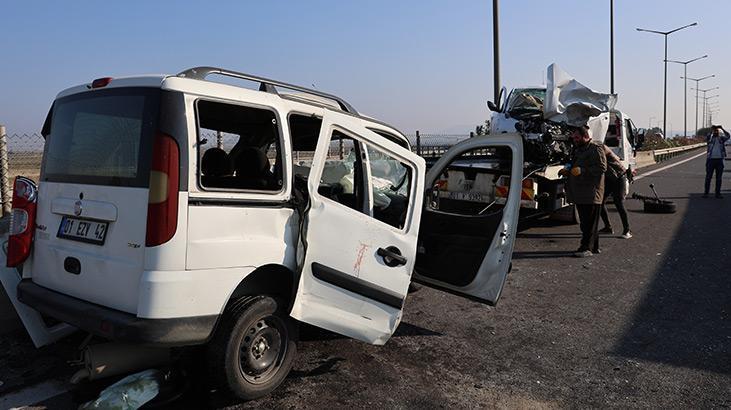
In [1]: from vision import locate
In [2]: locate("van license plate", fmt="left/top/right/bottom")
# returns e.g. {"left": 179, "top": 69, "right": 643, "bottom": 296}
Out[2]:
{"left": 57, "top": 216, "right": 108, "bottom": 245}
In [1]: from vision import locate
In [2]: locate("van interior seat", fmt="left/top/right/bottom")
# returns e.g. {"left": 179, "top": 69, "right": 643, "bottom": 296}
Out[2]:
{"left": 230, "top": 146, "right": 275, "bottom": 190}
{"left": 201, "top": 148, "right": 232, "bottom": 187}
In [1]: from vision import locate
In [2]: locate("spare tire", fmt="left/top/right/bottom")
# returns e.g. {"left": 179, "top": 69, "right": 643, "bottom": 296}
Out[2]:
{"left": 643, "top": 200, "right": 676, "bottom": 214}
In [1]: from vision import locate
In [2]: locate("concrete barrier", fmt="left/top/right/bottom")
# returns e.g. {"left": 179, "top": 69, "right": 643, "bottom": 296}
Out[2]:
{"left": 633, "top": 143, "right": 706, "bottom": 170}
{"left": 652, "top": 143, "right": 706, "bottom": 163}
{"left": 635, "top": 151, "right": 656, "bottom": 168}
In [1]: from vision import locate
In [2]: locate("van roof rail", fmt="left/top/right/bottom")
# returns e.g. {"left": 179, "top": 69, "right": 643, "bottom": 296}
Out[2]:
{"left": 177, "top": 66, "right": 358, "bottom": 115}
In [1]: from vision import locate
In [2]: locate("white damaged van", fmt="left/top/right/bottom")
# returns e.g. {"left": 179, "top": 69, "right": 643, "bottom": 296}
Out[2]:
{"left": 5, "top": 67, "right": 523, "bottom": 399}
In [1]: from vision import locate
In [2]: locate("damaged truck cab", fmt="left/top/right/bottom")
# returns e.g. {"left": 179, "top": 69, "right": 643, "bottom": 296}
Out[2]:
{"left": 1, "top": 67, "right": 524, "bottom": 400}
{"left": 486, "top": 85, "right": 639, "bottom": 220}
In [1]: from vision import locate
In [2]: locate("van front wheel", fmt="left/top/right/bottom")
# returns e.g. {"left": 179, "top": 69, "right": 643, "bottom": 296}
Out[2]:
{"left": 207, "top": 296, "right": 298, "bottom": 400}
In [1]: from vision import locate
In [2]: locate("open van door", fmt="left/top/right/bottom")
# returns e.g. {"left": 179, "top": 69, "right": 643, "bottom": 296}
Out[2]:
{"left": 290, "top": 113, "right": 425, "bottom": 345}
{"left": 413, "top": 134, "right": 523, "bottom": 304}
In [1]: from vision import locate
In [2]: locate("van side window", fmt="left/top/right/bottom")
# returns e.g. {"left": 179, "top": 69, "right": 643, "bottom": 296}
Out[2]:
{"left": 196, "top": 100, "right": 283, "bottom": 191}
{"left": 365, "top": 145, "right": 412, "bottom": 229}
{"left": 317, "top": 132, "right": 366, "bottom": 213}
{"left": 289, "top": 113, "right": 323, "bottom": 184}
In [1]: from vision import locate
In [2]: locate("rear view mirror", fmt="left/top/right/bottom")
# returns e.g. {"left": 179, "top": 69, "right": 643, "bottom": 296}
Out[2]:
{"left": 487, "top": 101, "right": 499, "bottom": 112}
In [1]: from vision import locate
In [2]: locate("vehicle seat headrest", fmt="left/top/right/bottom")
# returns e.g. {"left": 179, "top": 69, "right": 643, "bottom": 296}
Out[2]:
{"left": 235, "top": 147, "right": 270, "bottom": 177}
{"left": 201, "top": 148, "right": 232, "bottom": 176}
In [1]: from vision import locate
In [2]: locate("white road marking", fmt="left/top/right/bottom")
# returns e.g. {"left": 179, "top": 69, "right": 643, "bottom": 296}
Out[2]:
{"left": 0, "top": 380, "right": 70, "bottom": 409}
{"left": 635, "top": 152, "right": 706, "bottom": 181}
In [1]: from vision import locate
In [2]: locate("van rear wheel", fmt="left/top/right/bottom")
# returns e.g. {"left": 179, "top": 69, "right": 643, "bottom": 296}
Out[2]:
{"left": 207, "top": 296, "right": 298, "bottom": 400}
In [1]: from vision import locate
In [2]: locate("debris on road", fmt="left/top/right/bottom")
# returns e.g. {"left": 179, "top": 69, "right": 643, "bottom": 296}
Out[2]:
{"left": 631, "top": 184, "right": 677, "bottom": 213}
{"left": 79, "top": 369, "right": 159, "bottom": 410}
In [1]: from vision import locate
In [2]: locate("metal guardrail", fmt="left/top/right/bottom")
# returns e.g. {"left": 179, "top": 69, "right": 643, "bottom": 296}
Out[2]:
{"left": 652, "top": 143, "right": 706, "bottom": 162}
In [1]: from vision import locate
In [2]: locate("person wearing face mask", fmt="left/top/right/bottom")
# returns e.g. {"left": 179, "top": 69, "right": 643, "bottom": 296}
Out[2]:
{"left": 559, "top": 125, "right": 608, "bottom": 257}
{"left": 703, "top": 125, "right": 729, "bottom": 199}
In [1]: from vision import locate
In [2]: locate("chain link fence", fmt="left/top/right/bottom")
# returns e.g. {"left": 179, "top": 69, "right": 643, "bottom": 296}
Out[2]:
{"left": 1, "top": 131, "right": 471, "bottom": 174}
{"left": 0, "top": 129, "right": 471, "bottom": 215}
{"left": 5, "top": 133, "right": 45, "bottom": 182}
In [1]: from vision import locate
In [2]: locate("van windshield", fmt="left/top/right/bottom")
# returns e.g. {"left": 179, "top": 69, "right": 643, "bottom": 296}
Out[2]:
{"left": 43, "top": 88, "right": 160, "bottom": 187}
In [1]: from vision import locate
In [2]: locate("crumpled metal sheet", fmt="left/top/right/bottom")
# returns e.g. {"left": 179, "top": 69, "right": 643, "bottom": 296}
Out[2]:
{"left": 79, "top": 369, "right": 159, "bottom": 410}
{"left": 544, "top": 63, "right": 617, "bottom": 126}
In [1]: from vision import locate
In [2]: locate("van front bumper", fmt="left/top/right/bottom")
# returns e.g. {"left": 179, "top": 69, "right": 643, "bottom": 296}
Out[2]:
{"left": 17, "top": 279, "right": 218, "bottom": 346}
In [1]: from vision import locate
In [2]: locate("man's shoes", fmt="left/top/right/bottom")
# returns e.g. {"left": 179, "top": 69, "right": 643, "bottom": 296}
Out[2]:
{"left": 598, "top": 226, "right": 614, "bottom": 234}
{"left": 716, "top": 194, "right": 724, "bottom": 199}
{"left": 574, "top": 249, "right": 593, "bottom": 258}
{"left": 702, "top": 193, "right": 709, "bottom": 198}
{"left": 592, "top": 248, "right": 601, "bottom": 255}
{"left": 620, "top": 230, "right": 633, "bottom": 239}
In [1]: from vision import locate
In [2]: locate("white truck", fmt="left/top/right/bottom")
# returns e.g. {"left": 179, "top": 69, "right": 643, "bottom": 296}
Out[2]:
{"left": 484, "top": 85, "right": 641, "bottom": 221}
{"left": 0, "top": 67, "right": 526, "bottom": 401}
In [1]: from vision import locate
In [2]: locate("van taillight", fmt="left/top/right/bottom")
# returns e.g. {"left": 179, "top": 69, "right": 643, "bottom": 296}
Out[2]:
{"left": 7, "top": 177, "right": 38, "bottom": 267}
{"left": 146, "top": 132, "right": 179, "bottom": 247}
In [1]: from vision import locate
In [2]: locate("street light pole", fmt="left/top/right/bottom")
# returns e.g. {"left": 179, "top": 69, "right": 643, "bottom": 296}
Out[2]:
{"left": 683, "top": 75, "right": 715, "bottom": 135}
{"left": 699, "top": 93, "right": 719, "bottom": 128}
{"left": 610, "top": 0, "right": 615, "bottom": 93}
{"left": 694, "top": 87, "right": 720, "bottom": 129}
{"left": 666, "top": 55, "right": 707, "bottom": 137}
{"left": 637, "top": 22, "right": 698, "bottom": 138}
{"left": 492, "top": 0, "right": 500, "bottom": 104}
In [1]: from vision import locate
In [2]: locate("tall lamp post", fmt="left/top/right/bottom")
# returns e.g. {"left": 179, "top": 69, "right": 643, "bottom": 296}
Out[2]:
{"left": 681, "top": 74, "right": 715, "bottom": 136}
{"left": 637, "top": 22, "right": 698, "bottom": 139}
{"left": 708, "top": 108, "right": 721, "bottom": 127}
{"left": 694, "top": 87, "right": 720, "bottom": 128}
{"left": 492, "top": 0, "right": 500, "bottom": 104}
{"left": 666, "top": 55, "right": 707, "bottom": 137}
{"left": 700, "top": 94, "right": 720, "bottom": 128}
{"left": 610, "top": 0, "right": 615, "bottom": 93}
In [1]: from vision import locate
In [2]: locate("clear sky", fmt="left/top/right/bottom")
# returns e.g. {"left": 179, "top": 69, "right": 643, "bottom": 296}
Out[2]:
{"left": 1, "top": 0, "right": 728, "bottom": 136}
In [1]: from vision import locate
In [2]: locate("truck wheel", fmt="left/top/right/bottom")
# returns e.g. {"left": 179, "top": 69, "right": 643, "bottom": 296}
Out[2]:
{"left": 207, "top": 296, "right": 298, "bottom": 400}
{"left": 549, "top": 204, "right": 578, "bottom": 224}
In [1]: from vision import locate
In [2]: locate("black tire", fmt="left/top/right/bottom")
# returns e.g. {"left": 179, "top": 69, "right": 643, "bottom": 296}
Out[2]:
{"left": 207, "top": 296, "right": 298, "bottom": 400}
{"left": 643, "top": 200, "right": 676, "bottom": 214}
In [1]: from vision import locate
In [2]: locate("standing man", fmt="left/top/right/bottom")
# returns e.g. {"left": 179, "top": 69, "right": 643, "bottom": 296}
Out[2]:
{"left": 560, "top": 125, "right": 607, "bottom": 257}
{"left": 704, "top": 125, "right": 730, "bottom": 199}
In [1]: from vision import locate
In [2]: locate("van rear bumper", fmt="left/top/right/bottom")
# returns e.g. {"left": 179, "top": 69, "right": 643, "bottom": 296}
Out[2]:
{"left": 17, "top": 279, "right": 218, "bottom": 346}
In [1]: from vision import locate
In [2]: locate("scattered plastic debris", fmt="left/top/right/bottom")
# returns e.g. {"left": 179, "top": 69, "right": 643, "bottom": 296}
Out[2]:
{"left": 80, "top": 369, "right": 159, "bottom": 410}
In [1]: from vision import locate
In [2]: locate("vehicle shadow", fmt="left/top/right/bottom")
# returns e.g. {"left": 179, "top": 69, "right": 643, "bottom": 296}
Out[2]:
{"left": 512, "top": 250, "right": 576, "bottom": 259}
{"left": 517, "top": 233, "right": 582, "bottom": 239}
{"left": 612, "top": 193, "right": 731, "bottom": 374}
{"left": 299, "top": 321, "right": 442, "bottom": 343}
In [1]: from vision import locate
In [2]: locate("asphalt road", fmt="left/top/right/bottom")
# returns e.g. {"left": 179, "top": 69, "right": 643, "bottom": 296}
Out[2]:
{"left": 2, "top": 150, "right": 729, "bottom": 409}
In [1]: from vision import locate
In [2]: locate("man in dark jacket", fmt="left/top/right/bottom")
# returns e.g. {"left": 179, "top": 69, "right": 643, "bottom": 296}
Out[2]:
{"left": 703, "top": 125, "right": 729, "bottom": 198}
{"left": 560, "top": 125, "right": 607, "bottom": 257}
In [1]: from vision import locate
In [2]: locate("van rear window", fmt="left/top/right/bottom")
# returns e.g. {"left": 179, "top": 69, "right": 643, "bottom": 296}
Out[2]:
{"left": 43, "top": 88, "right": 160, "bottom": 187}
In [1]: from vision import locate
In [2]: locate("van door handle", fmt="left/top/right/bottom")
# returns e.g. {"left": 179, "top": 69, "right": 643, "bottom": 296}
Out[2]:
{"left": 377, "top": 246, "right": 407, "bottom": 267}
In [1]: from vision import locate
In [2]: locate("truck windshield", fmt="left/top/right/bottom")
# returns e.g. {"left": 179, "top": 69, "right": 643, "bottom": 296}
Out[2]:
{"left": 507, "top": 88, "right": 546, "bottom": 115}
{"left": 43, "top": 88, "right": 160, "bottom": 187}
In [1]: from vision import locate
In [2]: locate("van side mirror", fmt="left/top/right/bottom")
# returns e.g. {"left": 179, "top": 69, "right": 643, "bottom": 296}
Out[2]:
{"left": 487, "top": 101, "right": 500, "bottom": 112}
